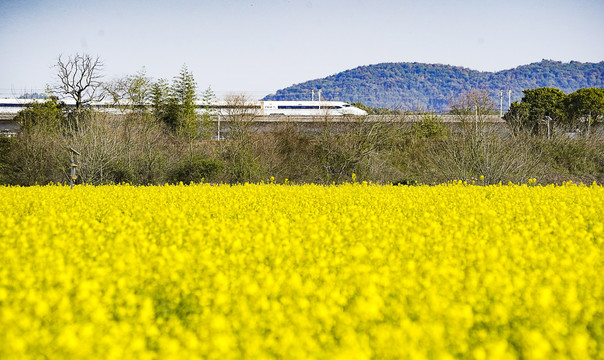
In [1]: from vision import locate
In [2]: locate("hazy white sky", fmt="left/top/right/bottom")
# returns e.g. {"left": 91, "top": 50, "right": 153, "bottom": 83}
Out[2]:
{"left": 1, "top": 0, "right": 603, "bottom": 99}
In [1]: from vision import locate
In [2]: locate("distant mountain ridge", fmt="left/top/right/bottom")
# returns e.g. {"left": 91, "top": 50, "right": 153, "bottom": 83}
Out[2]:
{"left": 262, "top": 60, "right": 604, "bottom": 111}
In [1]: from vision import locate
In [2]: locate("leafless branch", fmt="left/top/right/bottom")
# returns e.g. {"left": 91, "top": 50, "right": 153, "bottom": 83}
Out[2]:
{"left": 54, "top": 53, "right": 104, "bottom": 109}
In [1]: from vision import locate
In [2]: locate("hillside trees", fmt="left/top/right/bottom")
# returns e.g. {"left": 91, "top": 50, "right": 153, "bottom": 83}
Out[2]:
{"left": 263, "top": 60, "right": 604, "bottom": 111}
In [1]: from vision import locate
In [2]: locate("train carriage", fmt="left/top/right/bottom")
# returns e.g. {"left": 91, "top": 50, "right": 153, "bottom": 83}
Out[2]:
{"left": 0, "top": 98, "right": 367, "bottom": 116}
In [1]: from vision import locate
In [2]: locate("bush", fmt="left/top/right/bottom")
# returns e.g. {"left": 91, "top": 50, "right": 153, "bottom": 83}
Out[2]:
{"left": 221, "top": 145, "right": 262, "bottom": 184}
{"left": 0, "top": 137, "right": 15, "bottom": 184}
{"left": 539, "top": 136, "right": 604, "bottom": 177}
{"left": 427, "top": 131, "right": 542, "bottom": 185}
{"left": 392, "top": 178, "right": 418, "bottom": 186}
{"left": 412, "top": 114, "right": 447, "bottom": 139}
{"left": 106, "top": 161, "right": 136, "bottom": 184}
{"left": 167, "top": 155, "right": 223, "bottom": 184}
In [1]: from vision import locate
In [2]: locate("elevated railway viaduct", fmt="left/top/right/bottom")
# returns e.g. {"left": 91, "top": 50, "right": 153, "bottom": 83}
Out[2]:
{"left": 1, "top": 113, "right": 507, "bottom": 137}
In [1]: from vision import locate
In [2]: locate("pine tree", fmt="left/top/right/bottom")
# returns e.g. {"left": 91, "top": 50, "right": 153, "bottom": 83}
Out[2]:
{"left": 172, "top": 65, "right": 198, "bottom": 139}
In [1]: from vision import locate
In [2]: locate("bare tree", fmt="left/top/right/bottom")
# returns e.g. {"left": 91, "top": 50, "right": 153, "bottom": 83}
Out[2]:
{"left": 68, "top": 113, "right": 124, "bottom": 185}
{"left": 449, "top": 89, "right": 495, "bottom": 134}
{"left": 222, "top": 93, "right": 258, "bottom": 141}
{"left": 314, "top": 114, "right": 394, "bottom": 183}
{"left": 54, "top": 54, "right": 104, "bottom": 113}
{"left": 53, "top": 54, "right": 105, "bottom": 132}
{"left": 219, "top": 94, "right": 262, "bottom": 183}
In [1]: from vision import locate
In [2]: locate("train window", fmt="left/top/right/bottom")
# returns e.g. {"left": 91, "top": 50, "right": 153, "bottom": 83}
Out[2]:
{"left": 277, "top": 105, "right": 341, "bottom": 109}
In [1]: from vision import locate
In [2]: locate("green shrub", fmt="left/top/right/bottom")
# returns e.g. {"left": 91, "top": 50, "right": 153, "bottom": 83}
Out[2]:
{"left": 541, "top": 137, "right": 604, "bottom": 175}
{"left": 392, "top": 178, "right": 419, "bottom": 186}
{"left": 167, "top": 155, "right": 223, "bottom": 184}
{"left": 412, "top": 114, "right": 447, "bottom": 139}
{"left": 0, "top": 137, "right": 15, "bottom": 184}
{"left": 106, "top": 162, "right": 137, "bottom": 184}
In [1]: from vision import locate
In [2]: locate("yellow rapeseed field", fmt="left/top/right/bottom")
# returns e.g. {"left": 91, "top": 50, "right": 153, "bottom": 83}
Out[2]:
{"left": 0, "top": 182, "right": 603, "bottom": 359}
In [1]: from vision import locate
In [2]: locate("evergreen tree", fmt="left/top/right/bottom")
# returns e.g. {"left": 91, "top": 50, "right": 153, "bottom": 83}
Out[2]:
{"left": 172, "top": 65, "right": 198, "bottom": 139}
{"left": 504, "top": 87, "right": 566, "bottom": 136}
{"left": 200, "top": 86, "right": 217, "bottom": 139}
{"left": 563, "top": 88, "right": 604, "bottom": 131}
{"left": 13, "top": 96, "right": 67, "bottom": 133}
{"left": 151, "top": 78, "right": 171, "bottom": 126}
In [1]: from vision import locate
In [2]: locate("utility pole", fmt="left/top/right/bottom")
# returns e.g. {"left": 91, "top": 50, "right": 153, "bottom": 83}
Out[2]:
{"left": 318, "top": 89, "right": 322, "bottom": 110}
{"left": 500, "top": 90, "right": 503, "bottom": 118}
{"left": 311, "top": 90, "right": 315, "bottom": 101}
{"left": 542, "top": 116, "right": 551, "bottom": 140}
{"left": 69, "top": 147, "right": 80, "bottom": 189}
{"left": 475, "top": 106, "right": 478, "bottom": 133}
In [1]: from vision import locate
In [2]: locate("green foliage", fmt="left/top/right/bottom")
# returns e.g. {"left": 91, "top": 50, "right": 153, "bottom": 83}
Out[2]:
{"left": 105, "top": 161, "right": 137, "bottom": 184}
{"left": 412, "top": 114, "right": 447, "bottom": 138}
{"left": 151, "top": 66, "right": 198, "bottom": 137}
{"left": 263, "top": 60, "right": 604, "bottom": 111}
{"left": 563, "top": 88, "right": 604, "bottom": 127}
{"left": 198, "top": 86, "right": 217, "bottom": 140}
{"left": 504, "top": 101, "right": 532, "bottom": 135}
{"left": 503, "top": 87, "right": 566, "bottom": 135}
{"left": 521, "top": 87, "right": 566, "bottom": 121}
{"left": 105, "top": 68, "right": 153, "bottom": 115}
{"left": 151, "top": 78, "right": 171, "bottom": 124}
{"left": 539, "top": 137, "right": 604, "bottom": 176}
{"left": 392, "top": 178, "right": 418, "bottom": 186}
{"left": 167, "top": 155, "right": 223, "bottom": 184}
{"left": 221, "top": 145, "right": 262, "bottom": 184}
{"left": 13, "top": 97, "right": 67, "bottom": 133}
{"left": 172, "top": 65, "right": 198, "bottom": 138}
{"left": 350, "top": 102, "right": 403, "bottom": 115}
{"left": 0, "top": 137, "right": 13, "bottom": 184}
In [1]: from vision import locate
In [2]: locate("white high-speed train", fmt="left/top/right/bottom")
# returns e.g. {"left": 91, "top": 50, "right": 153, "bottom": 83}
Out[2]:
{"left": 254, "top": 101, "right": 367, "bottom": 116}
{"left": 0, "top": 99, "right": 367, "bottom": 116}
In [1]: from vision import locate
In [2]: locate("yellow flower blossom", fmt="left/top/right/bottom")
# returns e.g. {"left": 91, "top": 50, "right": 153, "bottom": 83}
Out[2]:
{"left": 0, "top": 182, "right": 602, "bottom": 358}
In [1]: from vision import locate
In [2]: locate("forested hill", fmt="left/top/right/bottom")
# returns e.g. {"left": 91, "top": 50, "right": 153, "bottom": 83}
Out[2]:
{"left": 262, "top": 60, "right": 604, "bottom": 111}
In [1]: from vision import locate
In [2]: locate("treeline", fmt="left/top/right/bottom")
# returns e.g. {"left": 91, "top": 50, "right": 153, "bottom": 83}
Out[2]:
{"left": 263, "top": 60, "right": 604, "bottom": 111}
{"left": 2, "top": 88, "right": 604, "bottom": 187}
{"left": 1, "top": 54, "right": 604, "bottom": 186}
{"left": 505, "top": 87, "right": 604, "bottom": 136}
{"left": 1, "top": 57, "right": 257, "bottom": 186}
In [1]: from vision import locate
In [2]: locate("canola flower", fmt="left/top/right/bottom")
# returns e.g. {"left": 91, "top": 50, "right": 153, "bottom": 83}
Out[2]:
{"left": 0, "top": 182, "right": 603, "bottom": 359}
